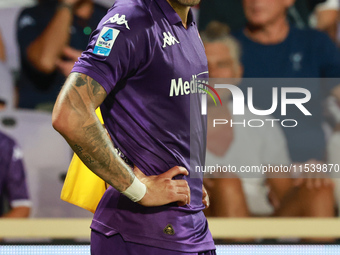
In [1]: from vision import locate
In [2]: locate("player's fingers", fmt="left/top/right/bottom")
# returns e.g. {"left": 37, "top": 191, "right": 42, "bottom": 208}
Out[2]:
{"left": 177, "top": 183, "right": 190, "bottom": 195}
{"left": 202, "top": 198, "right": 209, "bottom": 209}
{"left": 202, "top": 189, "right": 210, "bottom": 209}
{"left": 172, "top": 180, "right": 190, "bottom": 203}
{"left": 176, "top": 186, "right": 190, "bottom": 193}
{"left": 161, "top": 166, "right": 189, "bottom": 179}
{"left": 176, "top": 194, "right": 189, "bottom": 206}
{"left": 173, "top": 180, "right": 189, "bottom": 187}
{"left": 202, "top": 186, "right": 207, "bottom": 197}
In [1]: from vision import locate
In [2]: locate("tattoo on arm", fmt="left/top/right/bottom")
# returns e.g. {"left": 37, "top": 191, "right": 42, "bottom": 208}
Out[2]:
{"left": 91, "top": 79, "right": 102, "bottom": 96}
{"left": 74, "top": 144, "right": 94, "bottom": 164}
{"left": 75, "top": 76, "right": 86, "bottom": 87}
{"left": 66, "top": 72, "right": 134, "bottom": 191}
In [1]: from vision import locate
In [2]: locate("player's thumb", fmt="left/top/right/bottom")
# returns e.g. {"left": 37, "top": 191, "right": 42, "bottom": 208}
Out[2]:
{"left": 161, "top": 166, "right": 189, "bottom": 179}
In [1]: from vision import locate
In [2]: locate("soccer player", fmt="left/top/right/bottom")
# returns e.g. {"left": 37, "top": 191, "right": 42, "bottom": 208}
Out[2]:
{"left": 0, "top": 131, "right": 31, "bottom": 218}
{"left": 52, "top": 0, "right": 215, "bottom": 254}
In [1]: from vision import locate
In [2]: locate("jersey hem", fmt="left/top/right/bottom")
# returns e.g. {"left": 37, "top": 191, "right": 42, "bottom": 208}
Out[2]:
{"left": 90, "top": 219, "right": 216, "bottom": 252}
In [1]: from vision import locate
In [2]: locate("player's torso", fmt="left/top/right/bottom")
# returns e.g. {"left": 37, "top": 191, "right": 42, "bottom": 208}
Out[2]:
{"left": 102, "top": 0, "right": 208, "bottom": 179}
{"left": 92, "top": 2, "right": 214, "bottom": 251}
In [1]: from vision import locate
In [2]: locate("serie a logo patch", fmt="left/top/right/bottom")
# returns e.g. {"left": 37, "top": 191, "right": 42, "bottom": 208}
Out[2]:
{"left": 93, "top": 27, "right": 120, "bottom": 56}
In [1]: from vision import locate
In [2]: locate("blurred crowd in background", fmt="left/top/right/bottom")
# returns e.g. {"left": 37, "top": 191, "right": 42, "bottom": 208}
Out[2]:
{"left": 1, "top": 0, "right": 340, "bottom": 243}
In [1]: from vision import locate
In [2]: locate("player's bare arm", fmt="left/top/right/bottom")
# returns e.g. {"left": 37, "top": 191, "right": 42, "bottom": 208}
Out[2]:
{"left": 52, "top": 72, "right": 190, "bottom": 206}
{"left": 52, "top": 72, "right": 134, "bottom": 191}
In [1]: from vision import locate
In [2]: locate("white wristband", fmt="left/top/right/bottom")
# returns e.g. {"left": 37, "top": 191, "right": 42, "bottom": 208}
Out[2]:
{"left": 122, "top": 176, "right": 147, "bottom": 202}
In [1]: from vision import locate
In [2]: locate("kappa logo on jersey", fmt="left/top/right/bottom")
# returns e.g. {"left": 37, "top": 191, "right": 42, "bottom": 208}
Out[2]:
{"left": 93, "top": 27, "right": 120, "bottom": 56}
{"left": 103, "top": 13, "right": 130, "bottom": 30}
{"left": 162, "top": 32, "right": 180, "bottom": 48}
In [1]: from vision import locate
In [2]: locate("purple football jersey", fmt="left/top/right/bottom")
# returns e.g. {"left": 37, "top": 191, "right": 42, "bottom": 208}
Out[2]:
{"left": 72, "top": 0, "right": 214, "bottom": 252}
{"left": 0, "top": 131, "right": 30, "bottom": 215}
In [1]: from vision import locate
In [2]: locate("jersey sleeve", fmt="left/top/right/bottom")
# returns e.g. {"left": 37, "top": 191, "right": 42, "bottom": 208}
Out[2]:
{"left": 71, "top": 7, "right": 153, "bottom": 94}
{"left": 5, "top": 145, "right": 31, "bottom": 208}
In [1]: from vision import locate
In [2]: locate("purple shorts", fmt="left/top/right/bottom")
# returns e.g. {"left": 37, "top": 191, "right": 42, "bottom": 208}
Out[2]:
{"left": 91, "top": 230, "right": 216, "bottom": 255}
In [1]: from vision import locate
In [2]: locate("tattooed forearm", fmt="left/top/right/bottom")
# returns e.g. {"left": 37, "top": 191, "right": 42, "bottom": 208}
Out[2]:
{"left": 83, "top": 122, "right": 112, "bottom": 166}
{"left": 74, "top": 144, "right": 94, "bottom": 164}
{"left": 61, "top": 73, "right": 134, "bottom": 192}
{"left": 71, "top": 122, "right": 134, "bottom": 191}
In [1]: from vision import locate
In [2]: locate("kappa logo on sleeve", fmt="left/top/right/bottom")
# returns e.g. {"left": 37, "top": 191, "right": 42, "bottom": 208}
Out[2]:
{"left": 93, "top": 27, "right": 120, "bottom": 56}
{"left": 103, "top": 13, "right": 130, "bottom": 30}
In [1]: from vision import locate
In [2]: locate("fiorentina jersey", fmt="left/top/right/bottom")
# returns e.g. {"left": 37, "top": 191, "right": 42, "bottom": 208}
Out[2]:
{"left": 71, "top": 0, "right": 214, "bottom": 252}
{"left": 0, "top": 131, "right": 30, "bottom": 215}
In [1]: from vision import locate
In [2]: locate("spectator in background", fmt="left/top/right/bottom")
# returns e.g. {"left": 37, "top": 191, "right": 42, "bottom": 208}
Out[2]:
{"left": 199, "top": 0, "right": 338, "bottom": 42}
{"left": 287, "top": 0, "right": 336, "bottom": 29}
{"left": 16, "top": 0, "right": 107, "bottom": 111}
{"left": 202, "top": 22, "right": 335, "bottom": 239}
{"left": 0, "top": 131, "right": 31, "bottom": 218}
{"left": 310, "top": 0, "right": 339, "bottom": 41}
{"left": 0, "top": 64, "right": 15, "bottom": 110}
{"left": 198, "top": 0, "right": 246, "bottom": 31}
{"left": 0, "top": 29, "right": 15, "bottom": 109}
{"left": 233, "top": 0, "right": 340, "bottom": 165}
{"left": 0, "top": 92, "right": 30, "bottom": 217}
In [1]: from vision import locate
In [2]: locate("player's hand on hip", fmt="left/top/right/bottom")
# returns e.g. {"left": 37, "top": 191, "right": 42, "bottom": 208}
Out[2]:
{"left": 202, "top": 185, "right": 210, "bottom": 209}
{"left": 134, "top": 166, "right": 190, "bottom": 207}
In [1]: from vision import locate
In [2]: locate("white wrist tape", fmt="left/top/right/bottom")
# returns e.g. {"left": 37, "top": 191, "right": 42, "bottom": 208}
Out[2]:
{"left": 122, "top": 177, "right": 147, "bottom": 202}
